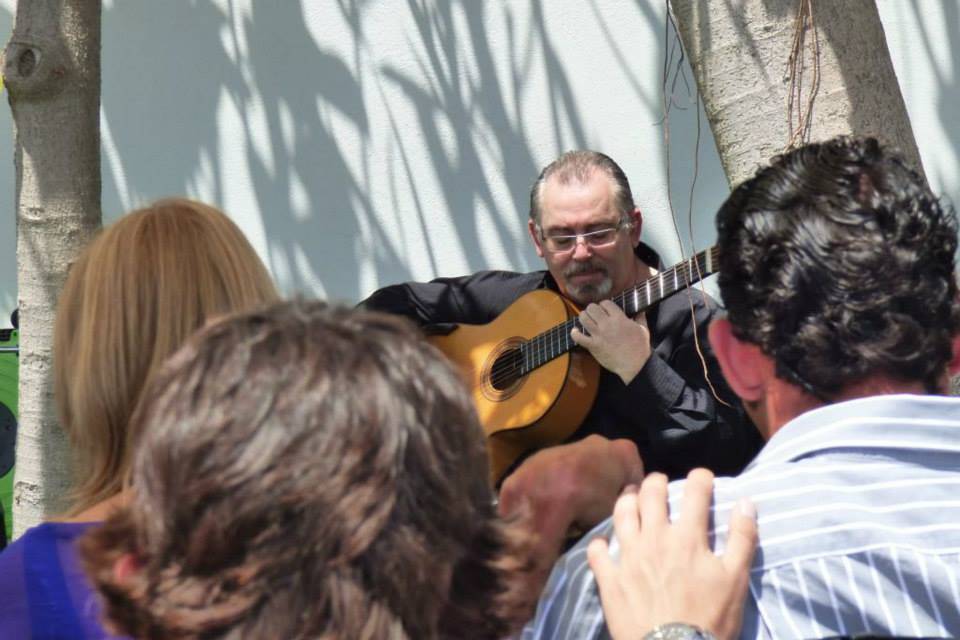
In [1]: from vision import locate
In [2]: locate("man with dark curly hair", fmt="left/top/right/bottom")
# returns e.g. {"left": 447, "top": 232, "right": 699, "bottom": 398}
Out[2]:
{"left": 524, "top": 136, "right": 960, "bottom": 639}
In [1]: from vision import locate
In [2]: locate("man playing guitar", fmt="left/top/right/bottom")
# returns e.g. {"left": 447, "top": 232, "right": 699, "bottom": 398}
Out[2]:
{"left": 361, "top": 150, "right": 762, "bottom": 576}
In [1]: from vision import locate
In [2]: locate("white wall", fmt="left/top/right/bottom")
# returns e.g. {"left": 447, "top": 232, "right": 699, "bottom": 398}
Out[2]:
{"left": 0, "top": 0, "right": 957, "bottom": 323}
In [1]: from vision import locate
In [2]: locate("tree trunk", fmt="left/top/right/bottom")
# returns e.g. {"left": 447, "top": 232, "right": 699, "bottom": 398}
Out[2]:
{"left": 3, "top": 0, "right": 101, "bottom": 537}
{"left": 671, "top": 0, "right": 922, "bottom": 187}
{"left": 669, "top": 1, "right": 960, "bottom": 393}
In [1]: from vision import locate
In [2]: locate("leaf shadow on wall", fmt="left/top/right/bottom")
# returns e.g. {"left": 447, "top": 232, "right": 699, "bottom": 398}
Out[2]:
{"left": 99, "top": 0, "right": 710, "bottom": 303}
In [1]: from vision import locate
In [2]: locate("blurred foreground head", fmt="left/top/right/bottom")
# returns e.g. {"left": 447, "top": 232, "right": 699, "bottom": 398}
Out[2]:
{"left": 81, "top": 300, "right": 534, "bottom": 639}
{"left": 55, "top": 198, "right": 278, "bottom": 514}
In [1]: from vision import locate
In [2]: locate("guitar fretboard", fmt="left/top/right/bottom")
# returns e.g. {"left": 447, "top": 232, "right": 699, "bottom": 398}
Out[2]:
{"left": 519, "top": 246, "right": 718, "bottom": 374}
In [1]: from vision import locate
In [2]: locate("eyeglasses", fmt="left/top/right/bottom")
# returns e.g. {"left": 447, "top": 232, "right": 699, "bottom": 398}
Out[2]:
{"left": 538, "top": 218, "right": 632, "bottom": 253}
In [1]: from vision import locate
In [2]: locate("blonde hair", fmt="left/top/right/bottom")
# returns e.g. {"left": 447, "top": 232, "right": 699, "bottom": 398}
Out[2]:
{"left": 54, "top": 198, "right": 279, "bottom": 515}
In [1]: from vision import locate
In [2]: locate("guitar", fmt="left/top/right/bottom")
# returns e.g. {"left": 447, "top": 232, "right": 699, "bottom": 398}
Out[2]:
{"left": 428, "top": 246, "right": 720, "bottom": 484}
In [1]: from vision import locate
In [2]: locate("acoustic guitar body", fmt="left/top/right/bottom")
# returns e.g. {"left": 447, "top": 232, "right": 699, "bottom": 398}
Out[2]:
{"left": 428, "top": 289, "right": 600, "bottom": 484}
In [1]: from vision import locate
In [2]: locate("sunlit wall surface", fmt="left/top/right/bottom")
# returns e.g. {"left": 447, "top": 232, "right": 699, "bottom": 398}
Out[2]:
{"left": 0, "top": 0, "right": 956, "bottom": 320}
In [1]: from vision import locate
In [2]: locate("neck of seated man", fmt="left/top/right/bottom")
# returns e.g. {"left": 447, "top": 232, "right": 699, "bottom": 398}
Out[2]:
{"left": 761, "top": 373, "right": 940, "bottom": 441}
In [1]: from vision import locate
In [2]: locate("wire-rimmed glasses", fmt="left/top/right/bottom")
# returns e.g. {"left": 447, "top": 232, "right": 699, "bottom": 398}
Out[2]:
{"left": 538, "top": 217, "right": 632, "bottom": 253}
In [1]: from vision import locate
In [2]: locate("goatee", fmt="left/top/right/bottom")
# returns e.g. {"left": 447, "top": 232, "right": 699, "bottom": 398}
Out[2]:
{"left": 563, "top": 262, "right": 612, "bottom": 306}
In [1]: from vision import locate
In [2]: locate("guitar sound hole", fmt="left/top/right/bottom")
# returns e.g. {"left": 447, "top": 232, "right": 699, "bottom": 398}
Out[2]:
{"left": 489, "top": 348, "right": 524, "bottom": 391}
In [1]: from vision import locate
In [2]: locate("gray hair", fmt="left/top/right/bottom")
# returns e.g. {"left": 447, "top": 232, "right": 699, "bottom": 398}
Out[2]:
{"left": 529, "top": 150, "right": 635, "bottom": 225}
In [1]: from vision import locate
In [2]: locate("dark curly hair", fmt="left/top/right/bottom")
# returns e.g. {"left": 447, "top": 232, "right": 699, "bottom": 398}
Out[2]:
{"left": 716, "top": 136, "right": 960, "bottom": 398}
{"left": 80, "top": 300, "right": 536, "bottom": 639}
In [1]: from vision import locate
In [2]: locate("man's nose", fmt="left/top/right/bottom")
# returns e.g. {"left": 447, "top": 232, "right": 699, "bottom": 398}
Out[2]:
{"left": 571, "top": 236, "right": 593, "bottom": 260}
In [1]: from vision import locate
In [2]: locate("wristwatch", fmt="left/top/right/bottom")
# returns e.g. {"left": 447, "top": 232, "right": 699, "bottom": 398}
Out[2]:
{"left": 642, "top": 622, "right": 718, "bottom": 640}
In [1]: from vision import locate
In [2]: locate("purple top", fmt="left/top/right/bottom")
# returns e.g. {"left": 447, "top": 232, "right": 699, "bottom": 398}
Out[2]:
{"left": 0, "top": 521, "right": 126, "bottom": 639}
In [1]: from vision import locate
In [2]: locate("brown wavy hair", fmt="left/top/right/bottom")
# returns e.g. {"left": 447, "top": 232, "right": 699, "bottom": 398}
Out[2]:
{"left": 80, "top": 300, "right": 537, "bottom": 639}
{"left": 54, "top": 198, "right": 279, "bottom": 515}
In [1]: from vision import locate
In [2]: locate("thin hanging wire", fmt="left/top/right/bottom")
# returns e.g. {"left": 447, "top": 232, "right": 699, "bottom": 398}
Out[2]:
{"left": 661, "top": 0, "right": 729, "bottom": 407}
{"left": 786, "top": 0, "right": 821, "bottom": 150}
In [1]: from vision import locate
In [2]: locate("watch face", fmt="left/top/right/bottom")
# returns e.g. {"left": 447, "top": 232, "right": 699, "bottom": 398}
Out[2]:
{"left": 647, "top": 623, "right": 717, "bottom": 640}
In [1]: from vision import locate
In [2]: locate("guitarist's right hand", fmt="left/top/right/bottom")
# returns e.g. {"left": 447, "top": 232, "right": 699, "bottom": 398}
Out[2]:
{"left": 572, "top": 301, "right": 652, "bottom": 385}
{"left": 497, "top": 435, "right": 644, "bottom": 589}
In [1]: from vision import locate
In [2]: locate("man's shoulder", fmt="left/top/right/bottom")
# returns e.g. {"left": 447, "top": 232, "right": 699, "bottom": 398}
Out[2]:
{"left": 365, "top": 267, "right": 547, "bottom": 296}
{"left": 739, "top": 454, "right": 960, "bottom": 638}
{"left": 359, "top": 267, "right": 549, "bottom": 322}
{"left": 440, "top": 268, "right": 546, "bottom": 287}
{"left": 708, "top": 418, "right": 960, "bottom": 570}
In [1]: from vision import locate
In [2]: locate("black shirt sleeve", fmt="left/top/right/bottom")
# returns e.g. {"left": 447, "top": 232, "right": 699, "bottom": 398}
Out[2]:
{"left": 601, "top": 288, "right": 763, "bottom": 477}
{"left": 358, "top": 270, "right": 543, "bottom": 327}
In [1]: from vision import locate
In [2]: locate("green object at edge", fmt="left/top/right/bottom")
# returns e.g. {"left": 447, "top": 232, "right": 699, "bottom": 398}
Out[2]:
{"left": 0, "top": 328, "right": 18, "bottom": 543}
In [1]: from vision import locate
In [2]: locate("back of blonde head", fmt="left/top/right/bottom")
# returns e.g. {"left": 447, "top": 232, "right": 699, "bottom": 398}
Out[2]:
{"left": 54, "top": 198, "right": 279, "bottom": 514}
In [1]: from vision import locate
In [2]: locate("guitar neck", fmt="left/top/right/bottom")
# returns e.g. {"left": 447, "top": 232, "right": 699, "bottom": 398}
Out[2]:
{"left": 612, "top": 245, "right": 720, "bottom": 316}
{"left": 520, "top": 246, "right": 719, "bottom": 375}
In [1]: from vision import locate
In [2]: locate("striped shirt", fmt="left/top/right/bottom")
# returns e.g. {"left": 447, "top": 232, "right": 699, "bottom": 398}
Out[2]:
{"left": 522, "top": 394, "right": 960, "bottom": 639}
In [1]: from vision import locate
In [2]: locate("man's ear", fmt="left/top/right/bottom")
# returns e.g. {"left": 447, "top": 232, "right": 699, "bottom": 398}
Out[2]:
{"left": 629, "top": 208, "right": 642, "bottom": 246}
{"left": 708, "top": 318, "right": 771, "bottom": 402}
{"left": 949, "top": 334, "right": 960, "bottom": 376}
{"left": 529, "top": 219, "right": 545, "bottom": 258}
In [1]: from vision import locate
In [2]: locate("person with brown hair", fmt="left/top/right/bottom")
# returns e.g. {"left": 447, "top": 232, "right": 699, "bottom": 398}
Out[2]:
{"left": 0, "top": 199, "right": 278, "bottom": 638}
{"left": 80, "top": 300, "right": 538, "bottom": 639}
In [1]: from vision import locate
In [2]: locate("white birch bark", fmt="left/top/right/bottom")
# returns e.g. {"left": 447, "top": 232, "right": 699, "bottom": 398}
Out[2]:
{"left": 671, "top": 1, "right": 960, "bottom": 393}
{"left": 671, "top": 0, "right": 922, "bottom": 187}
{"left": 2, "top": 0, "right": 101, "bottom": 537}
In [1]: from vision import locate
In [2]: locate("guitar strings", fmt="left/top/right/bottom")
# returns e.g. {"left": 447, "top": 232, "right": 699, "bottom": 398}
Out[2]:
{"left": 483, "top": 249, "right": 717, "bottom": 390}
{"left": 485, "top": 251, "right": 712, "bottom": 388}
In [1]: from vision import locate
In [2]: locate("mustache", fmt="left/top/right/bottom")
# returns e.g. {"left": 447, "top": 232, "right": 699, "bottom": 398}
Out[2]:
{"left": 564, "top": 261, "right": 608, "bottom": 278}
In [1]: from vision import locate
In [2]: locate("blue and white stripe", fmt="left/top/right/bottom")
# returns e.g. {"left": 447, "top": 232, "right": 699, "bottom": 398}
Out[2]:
{"left": 523, "top": 394, "right": 960, "bottom": 640}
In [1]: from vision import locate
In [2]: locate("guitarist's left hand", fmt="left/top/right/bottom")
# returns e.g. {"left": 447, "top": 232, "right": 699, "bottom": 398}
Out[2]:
{"left": 572, "top": 301, "right": 652, "bottom": 385}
